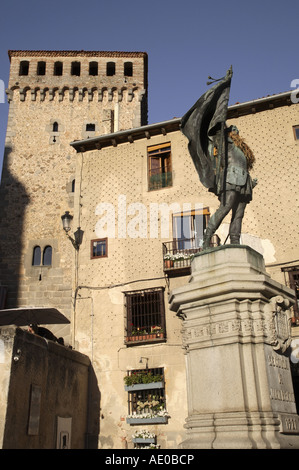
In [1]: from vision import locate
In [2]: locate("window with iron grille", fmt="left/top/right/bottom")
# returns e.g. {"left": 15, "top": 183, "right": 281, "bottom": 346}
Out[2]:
{"left": 148, "top": 143, "right": 172, "bottom": 191}
{"left": 126, "top": 368, "right": 165, "bottom": 417}
{"left": 125, "top": 287, "right": 166, "bottom": 343}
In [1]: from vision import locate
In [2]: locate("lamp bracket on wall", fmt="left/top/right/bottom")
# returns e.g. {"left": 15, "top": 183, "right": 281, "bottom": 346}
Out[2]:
{"left": 61, "top": 211, "right": 83, "bottom": 250}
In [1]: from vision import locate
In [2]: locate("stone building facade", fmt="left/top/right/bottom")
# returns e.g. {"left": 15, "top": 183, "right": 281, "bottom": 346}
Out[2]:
{"left": 0, "top": 50, "right": 147, "bottom": 340}
{"left": 68, "top": 92, "right": 299, "bottom": 447}
{"left": 0, "top": 50, "right": 298, "bottom": 448}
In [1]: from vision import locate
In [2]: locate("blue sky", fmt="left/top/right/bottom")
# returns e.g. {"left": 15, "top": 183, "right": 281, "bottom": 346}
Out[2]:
{"left": 0, "top": 0, "right": 298, "bottom": 174}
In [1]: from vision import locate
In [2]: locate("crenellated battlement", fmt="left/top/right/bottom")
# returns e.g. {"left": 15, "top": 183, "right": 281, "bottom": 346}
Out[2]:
{"left": 6, "top": 49, "right": 148, "bottom": 130}
{"left": 6, "top": 86, "right": 146, "bottom": 103}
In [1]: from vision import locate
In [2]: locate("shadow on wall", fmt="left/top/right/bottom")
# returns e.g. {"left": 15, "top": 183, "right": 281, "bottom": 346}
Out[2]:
{"left": 0, "top": 145, "right": 30, "bottom": 308}
{"left": 2, "top": 328, "right": 101, "bottom": 449}
{"left": 87, "top": 365, "right": 101, "bottom": 449}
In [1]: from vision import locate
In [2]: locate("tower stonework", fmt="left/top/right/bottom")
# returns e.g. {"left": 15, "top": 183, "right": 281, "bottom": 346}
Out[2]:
{"left": 0, "top": 50, "right": 148, "bottom": 335}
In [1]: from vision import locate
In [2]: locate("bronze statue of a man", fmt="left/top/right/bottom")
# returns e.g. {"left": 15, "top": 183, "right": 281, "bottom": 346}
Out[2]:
{"left": 181, "top": 67, "right": 257, "bottom": 250}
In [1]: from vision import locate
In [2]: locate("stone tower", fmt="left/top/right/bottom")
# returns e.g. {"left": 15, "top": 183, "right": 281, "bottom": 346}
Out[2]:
{"left": 0, "top": 50, "right": 148, "bottom": 334}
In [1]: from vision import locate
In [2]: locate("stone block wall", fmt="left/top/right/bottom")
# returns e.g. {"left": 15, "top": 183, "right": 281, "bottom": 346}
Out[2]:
{"left": 0, "top": 51, "right": 148, "bottom": 334}
{"left": 0, "top": 326, "right": 98, "bottom": 449}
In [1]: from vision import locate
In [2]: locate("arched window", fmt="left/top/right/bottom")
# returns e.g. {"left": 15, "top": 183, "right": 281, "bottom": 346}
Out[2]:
{"left": 53, "top": 122, "right": 59, "bottom": 132}
{"left": 19, "top": 61, "right": 29, "bottom": 76}
{"left": 89, "top": 61, "right": 98, "bottom": 76}
{"left": 106, "top": 62, "right": 115, "bottom": 76}
{"left": 124, "top": 62, "right": 133, "bottom": 77}
{"left": 32, "top": 246, "right": 41, "bottom": 266}
{"left": 71, "top": 179, "right": 75, "bottom": 192}
{"left": 71, "top": 61, "right": 81, "bottom": 76}
{"left": 43, "top": 246, "right": 52, "bottom": 266}
{"left": 37, "top": 61, "right": 46, "bottom": 75}
{"left": 54, "top": 61, "right": 63, "bottom": 76}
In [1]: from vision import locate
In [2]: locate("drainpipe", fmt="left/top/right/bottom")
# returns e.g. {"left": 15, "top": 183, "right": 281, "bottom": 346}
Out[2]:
{"left": 114, "top": 103, "right": 119, "bottom": 132}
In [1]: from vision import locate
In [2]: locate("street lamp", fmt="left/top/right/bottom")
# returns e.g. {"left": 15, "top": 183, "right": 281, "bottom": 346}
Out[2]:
{"left": 61, "top": 211, "right": 73, "bottom": 232}
{"left": 61, "top": 211, "right": 83, "bottom": 250}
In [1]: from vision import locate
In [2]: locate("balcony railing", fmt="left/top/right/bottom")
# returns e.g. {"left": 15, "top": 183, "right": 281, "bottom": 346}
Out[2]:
{"left": 148, "top": 169, "right": 172, "bottom": 191}
{"left": 162, "top": 236, "right": 220, "bottom": 275}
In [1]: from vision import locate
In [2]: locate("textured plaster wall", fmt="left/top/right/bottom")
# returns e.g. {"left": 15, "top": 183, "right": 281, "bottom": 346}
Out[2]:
{"left": 73, "top": 101, "right": 299, "bottom": 447}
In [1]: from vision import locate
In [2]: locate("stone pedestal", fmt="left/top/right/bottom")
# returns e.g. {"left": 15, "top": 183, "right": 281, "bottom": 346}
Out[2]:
{"left": 169, "top": 245, "right": 299, "bottom": 449}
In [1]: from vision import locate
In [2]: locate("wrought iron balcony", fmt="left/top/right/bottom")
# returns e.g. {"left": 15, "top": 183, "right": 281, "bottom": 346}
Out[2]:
{"left": 148, "top": 169, "right": 172, "bottom": 191}
{"left": 162, "top": 236, "right": 220, "bottom": 276}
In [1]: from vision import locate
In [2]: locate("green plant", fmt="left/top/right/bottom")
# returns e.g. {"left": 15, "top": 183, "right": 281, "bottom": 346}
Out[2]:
{"left": 131, "top": 329, "right": 148, "bottom": 336}
{"left": 124, "top": 371, "right": 163, "bottom": 386}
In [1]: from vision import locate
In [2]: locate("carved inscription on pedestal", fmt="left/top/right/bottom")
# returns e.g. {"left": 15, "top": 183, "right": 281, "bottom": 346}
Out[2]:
{"left": 263, "top": 296, "right": 298, "bottom": 430}
{"left": 263, "top": 295, "right": 292, "bottom": 353}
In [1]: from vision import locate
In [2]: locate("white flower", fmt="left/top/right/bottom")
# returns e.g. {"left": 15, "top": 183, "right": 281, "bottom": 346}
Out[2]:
{"left": 127, "top": 408, "right": 169, "bottom": 419}
{"left": 132, "top": 429, "right": 155, "bottom": 439}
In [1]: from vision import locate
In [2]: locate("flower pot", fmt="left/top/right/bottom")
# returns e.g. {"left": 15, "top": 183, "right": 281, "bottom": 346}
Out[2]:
{"left": 164, "top": 260, "right": 174, "bottom": 269}
{"left": 126, "top": 332, "right": 164, "bottom": 343}
{"left": 155, "top": 332, "right": 164, "bottom": 339}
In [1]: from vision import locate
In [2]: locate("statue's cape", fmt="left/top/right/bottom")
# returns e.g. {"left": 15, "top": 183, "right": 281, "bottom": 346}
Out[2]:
{"left": 180, "top": 72, "right": 232, "bottom": 190}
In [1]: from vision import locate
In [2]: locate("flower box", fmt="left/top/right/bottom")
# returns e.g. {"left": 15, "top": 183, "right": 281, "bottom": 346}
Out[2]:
{"left": 126, "top": 416, "right": 168, "bottom": 425}
{"left": 125, "top": 381, "right": 164, "bottom": 392}
{"left": 126, "top": 333, "right": 164, "bottom": 342}
{"left": 132, "top": 438, "right": 156, "bottom": 444}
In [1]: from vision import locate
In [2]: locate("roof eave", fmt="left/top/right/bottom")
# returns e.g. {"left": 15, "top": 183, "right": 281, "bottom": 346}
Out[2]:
{"left": 70, "top": 90, "right": 294, "bottom": 153}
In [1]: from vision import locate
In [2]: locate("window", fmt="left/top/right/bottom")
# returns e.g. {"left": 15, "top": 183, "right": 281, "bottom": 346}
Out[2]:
{"left": 71, "top": 61, "right": 81, "bottom": 76}
{"left": 71, "top": 179, "right": 75, "bottom": 193}
{"left": 89, "top": 61, "right": 98, "bottom": 76}
{"left": 32, "top": 246, "right": 41, "bottom": 266}
{"left": 148, "top": 143, "right": 172, "bottom": 191}
{"left": 86, "top": 123, "right": 95, "bottom": 132}
{"left": 19, "top": 61, "right": 29, "bottom": 76}
{"left": 172, "top": 208, "right": 210, "bottom": 250}
{"left": 32, "top": 245, "right": 52, "bottom": 266}
{"left": 54, "top": 61, "right": 63, "bottom": 76}
{"left": 162, "top": 208, "right": 221, "bottom": 274}
{"left": 293, "top": 126, "right": 299, "bottom": 140}
{"left": 106, "top": 62, "right": 115, "bottom": 76}
{"left": 124, "top": 61, "right": 133, "bottom": 77}
{"left": 43, "top": 246, "right": 52, "bottom": 266}
{"left": 53, "top": 122, "right": 59, "bottom": 132}
{"left": 125, "top": 287, "right": 166, "bottom": 343}
{"left": 126, "top": 367, "right": 166, "bottom": 421}
{"left": 37, "top": 61, "right": 46, "bottom": 75}
{"left": 91, "top": 238, "right": 107, "bottom": 258}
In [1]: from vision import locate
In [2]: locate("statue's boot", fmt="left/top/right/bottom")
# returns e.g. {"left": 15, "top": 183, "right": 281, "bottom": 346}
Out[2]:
{"left": 229, "top": 233, "right": 240, "bottom": 244}
{"left": 202, "top": 228, "right": 215, "bottom": 250}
